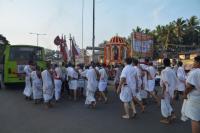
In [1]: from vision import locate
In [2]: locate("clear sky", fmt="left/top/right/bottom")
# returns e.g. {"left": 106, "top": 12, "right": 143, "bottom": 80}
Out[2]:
{"left": 0, "top": 0, "right": 200, "bottom": 50}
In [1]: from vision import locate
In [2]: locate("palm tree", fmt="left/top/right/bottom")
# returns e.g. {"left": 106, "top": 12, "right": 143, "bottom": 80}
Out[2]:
{"left": 186, "top": 16, "right": 200, "bottom": 45}
{"left": 133, "top": 26, "right": 144, "bottom": 33}
{"left": 144, "top": 28, "right": 151, "bottom": 34}
{"left": 173, "top": 18, "right": 186, "bottom": 44}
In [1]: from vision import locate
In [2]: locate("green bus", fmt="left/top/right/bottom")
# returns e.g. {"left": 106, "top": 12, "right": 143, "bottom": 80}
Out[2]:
{"left": 0, "top": 44, "right": 46, "bottom": 85}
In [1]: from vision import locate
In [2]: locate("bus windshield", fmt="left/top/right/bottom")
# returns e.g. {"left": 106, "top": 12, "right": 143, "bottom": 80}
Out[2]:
{"left": 9, "top": 46, "right": 43, "bottom": 61}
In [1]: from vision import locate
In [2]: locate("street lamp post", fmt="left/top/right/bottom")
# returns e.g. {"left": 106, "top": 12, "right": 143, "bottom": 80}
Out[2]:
{"left": 29, "top": 32, "right": 47, "bottom": 47}
{"left": 92, "top": 0, "right": 95, "bottom": 62}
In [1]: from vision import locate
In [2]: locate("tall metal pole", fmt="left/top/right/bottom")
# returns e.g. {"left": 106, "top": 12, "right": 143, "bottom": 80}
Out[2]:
{"left": 36, "top": 34, "right": 39, "bottom": 47}
{"left": 82, "top": 0, "right": 85, "bottom": 63}
{"left": 92, "top": 0, "right": 95, "bottom": 62}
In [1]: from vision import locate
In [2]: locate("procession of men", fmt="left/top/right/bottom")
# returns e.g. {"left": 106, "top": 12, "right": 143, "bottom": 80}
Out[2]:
{"left": 22, "top": 56, "right": 200, "bottom": 133}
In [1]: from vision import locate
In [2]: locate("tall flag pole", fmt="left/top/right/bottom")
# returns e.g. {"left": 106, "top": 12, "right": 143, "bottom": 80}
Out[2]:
{"left": 69, "top": 34, "right": 72, "bottom": 62}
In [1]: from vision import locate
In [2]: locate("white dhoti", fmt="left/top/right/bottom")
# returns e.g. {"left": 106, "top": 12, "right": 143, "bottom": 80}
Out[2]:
{"left": 131, "top": 87, "right": 137, "bottom": 97}
{"left": 120, "top": 86, "right": 132, "bottom": 102}
{"left": 140, "top": 90, "right": 148, "bottom": 99}
{"left": 177, "top": 81, "right": 185, "bottom": 92}
{"left": 78, "top": 79, "right": 85, "bottom": 88}
{"left": 54, "top": 79, "right": 62, "bottom": 101}
{"left": 83, "top": 81, "right": 88, "bottom": 96}
{"left": 85, "top": 89, "right": 96, "bottom": 105}
{"left": 23, "top": 76, "right": 32, "bottom": 97}
{"left": 98, "top": 80, "right": 107, "bottom": 92}
{"left": 43, "top": 84, "right": 54, "bottom": 103}
{"left": 161, "top": 92, "right": 173, "bottom": 118}
{"left": 85, "top": 82, "right": 97, "bottom": 105}
{"left": 69, "top": 80, "right": 78, "bottom": 90}
{"left": 147, "top": 79, "right": 155, "bottom": 92}
{"left": 184, "top": 94, "right": 200, "bottom": 121}
{"left": 32, "top": 80, "right": 43, "bottom": 100}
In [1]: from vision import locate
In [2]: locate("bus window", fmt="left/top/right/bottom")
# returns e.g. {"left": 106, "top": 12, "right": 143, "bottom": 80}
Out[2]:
{"left": 9, "top": 47, "right": 43, "bottom": 61}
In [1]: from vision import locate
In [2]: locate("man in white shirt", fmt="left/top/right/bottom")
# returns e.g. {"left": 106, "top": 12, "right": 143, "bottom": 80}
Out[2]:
{"left": 117, "top": 58, "right": 137, "bottom": 119}
{"left": 67, "top": 64, "right": 78, "bottom": 101}
{"left": 53, "top": 64, "right": 63, "bottom": 102}
{"left": 132, "top": 58, "right": 145, "bottom": 112}
{"left": 31, "top": 65, "right": 42, "bottom": 104}
{"left": 147, "top": 62, "right": 160, "bottom": 105}
{"left": 23, "top": 60, "right": 34, "bottom": 100}
{"left": 160, "top": 58, "right": 177, "bottom": 124}
{"left": 41, "top": 63, "right": 54, "bottom": 109}
{"left": 85, "top": 62, "right": 98, "bottom": 108}
{"left": 177, "top": 61, "right": 186, "bottom": 99}
{"left": 98, "top": 64, "right": 108, "bottom": 103}
{"left": 184, "top": 55, "right": 200, "bottom": 133}
{"left": 172, "top": 58, "right": 179, "bottom": 100}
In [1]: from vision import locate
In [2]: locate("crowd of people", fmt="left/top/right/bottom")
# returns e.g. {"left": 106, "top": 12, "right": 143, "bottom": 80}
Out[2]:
{"left": 22, "top": 55, "right": 200, "bottom": 133}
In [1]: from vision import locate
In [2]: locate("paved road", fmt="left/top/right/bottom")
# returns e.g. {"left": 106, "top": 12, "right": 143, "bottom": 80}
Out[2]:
{"left": 0, "top": 85, "right": 191, "bottom": 133}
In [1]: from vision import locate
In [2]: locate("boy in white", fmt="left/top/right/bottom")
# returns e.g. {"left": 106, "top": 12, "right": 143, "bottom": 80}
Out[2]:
{"left": 41, "top": 63, "right": 54, "bottom": 109}
{"left": 160, "top": 58, "right": 177, "bottom": 124}
{"left": 23, "top": 60, "right": 33, "bottom": 100}
{"left": 85, "top": 63, "right": 98, "bottom": 108}
{"left": 31, "top": 65, "right": 42, "bottom": 104}
{"left": 183, "top": 55, "right": 200, "bottom": 133}
{"left": 53, "top": 64, "right": 63, "bottom": 102}
{"left": 98, "top": 64, "right": 108, "bottom": 103}
{"left": 117, "top": 58, "right": 137, "bottom": 119}
{"left": 177, "top": 61, "right": 186, "bottom": 99}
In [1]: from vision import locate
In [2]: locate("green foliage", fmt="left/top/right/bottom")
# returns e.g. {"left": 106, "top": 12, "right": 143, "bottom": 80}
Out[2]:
{"left": 0, "top": 34, "right": 10, "bottom": 45}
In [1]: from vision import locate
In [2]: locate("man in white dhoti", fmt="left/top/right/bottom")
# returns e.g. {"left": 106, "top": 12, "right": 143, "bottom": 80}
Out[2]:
{"left": 114, "top": 64, "right": 123, "bottom": 92}
{"left": 117, "top": 58, "right": 137, "bottom": 119}
{"left": 98, "top": 64, "right": 108, "bottom": 103}
{"left": 140, "top": 59, "right": 149, "bottom": 104}
{"left": 53, "top": 64, "right": 63, "bottom": 102}
{"left": 31, "top": 65, "right": 42, "bottom": 104}
{"left": 61, "top": 62, "right": 67, "bottom": 96}
{"left": 23, "top": 60, "right": 34, "bottom": 100}
{"left": 41, "top": 63, "right": 54, "bottom": 109}
{"left": 183, "top": 55, "right": 200, "bottom": 133}
{"left": 177, "top": 61, "right": 186, "bottom": 100}
{"left": 80, "top": 65, "right": 89, "bottom": 97}
{"left": 77, "top": 65, "right": 85, "bottom": 98}
{"left": 146, "top": 62, "right": 160, "bottom": 105}
{"left": 172, "top": 58, "right": 179, "bottom": 100}
{"left": 85, "top": 63, "right": 98, "bottom": 108}
{"left": 132, "top": 58, "right": 145, "bottom": 112}
{"left": 160, "top": 58, "right": 177, "bottom": 124}
{"left": 68, "top": 64, "right": 78, "bottom": 101}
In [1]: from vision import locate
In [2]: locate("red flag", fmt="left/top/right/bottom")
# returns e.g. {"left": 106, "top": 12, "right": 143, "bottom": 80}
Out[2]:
{"left": 54, "top": 36, "right": 61, "bottom": 46}
{"left": 71, "top": 38, "right": 79, "bottom": 56}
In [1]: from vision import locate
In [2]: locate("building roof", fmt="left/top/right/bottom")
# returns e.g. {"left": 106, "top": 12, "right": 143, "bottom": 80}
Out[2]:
{"left": 109, "top": 35, "right": 125, "bottom": 44}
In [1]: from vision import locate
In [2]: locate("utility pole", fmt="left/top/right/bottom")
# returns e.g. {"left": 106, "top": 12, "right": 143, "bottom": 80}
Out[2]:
{"left": 92, "top": 0, "right": 95, "bottom": 62}
{"left": 29, "top": 33, "right": 46, "bottom": 47}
